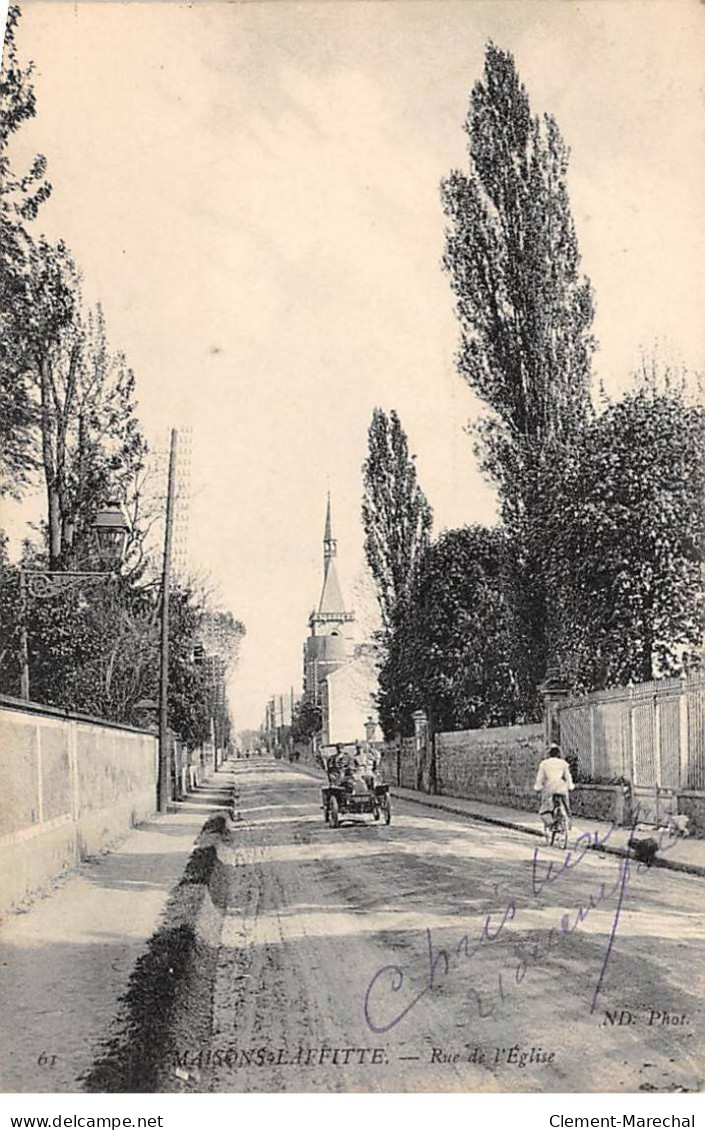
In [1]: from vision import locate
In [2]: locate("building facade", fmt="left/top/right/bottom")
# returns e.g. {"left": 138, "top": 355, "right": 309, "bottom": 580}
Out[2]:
{"left": 320, "top": 646, "right": 381, "bottom": 746}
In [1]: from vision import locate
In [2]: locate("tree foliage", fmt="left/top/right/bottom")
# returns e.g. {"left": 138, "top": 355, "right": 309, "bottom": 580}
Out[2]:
{"left": 199, "top": 607, "right": 246, "bottom": 673}
{"left": 0, "top": 5, "right": 52, "bottom": 495}
{"left": 166, "top": 585, "right": 213, "bottom": 749}
{"left": 441, "top": 42, "right": 594, "bottom": 463}
{"left": 361, "top": 407, "right": 433, "bottom": 635}
{"left": 543, "top": 377, "right": 704, "bottom": 689}
{"left": 0, "top": 550, "right": 241, "bottom": 750}
{"left": 378, "top": 526, "right": 519, "bottom": 737}
{"left": 441, "top": 43, "right": 595, "bottom": 714}
{"left": 22, "top": 243, "right": 148, "bottom": 568}
{"left": 290, "top": 695, "right": 323, "bottom": 743}
{"left": 0, "top": 6, "right": 51, "bottom": 224}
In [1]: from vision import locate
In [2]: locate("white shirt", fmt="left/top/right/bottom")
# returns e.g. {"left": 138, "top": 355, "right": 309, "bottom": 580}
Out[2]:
{"left": 534, "top": 756, "right": 575, "bottom": 795}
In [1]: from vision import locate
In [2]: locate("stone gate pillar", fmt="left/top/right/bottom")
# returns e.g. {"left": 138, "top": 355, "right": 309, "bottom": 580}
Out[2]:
{"left": 412, "top": 709, "right": 429, "bottom": 792}
{"left": 540, "top": 667, "right": 570, "bottom": 747}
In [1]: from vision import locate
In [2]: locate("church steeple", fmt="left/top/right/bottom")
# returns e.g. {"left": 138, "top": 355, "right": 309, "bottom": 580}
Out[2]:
{"left": 309, "top": 493, "right": 355, "bottom": 624}
{"left": 304, "top": 493, "right": 356, "bottom": 701}
{"left": 323, "top": 491, "right": 337, "bottom": 563}
{"left": 318, "top": 494, "right": 346, "bottom": 616}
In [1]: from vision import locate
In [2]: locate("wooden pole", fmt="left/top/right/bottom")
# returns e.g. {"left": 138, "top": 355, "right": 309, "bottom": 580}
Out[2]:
{"left": 19, "top": 571, "right": 30, "bottom": 700}
{"left": 158, "top": 428, "right": 178, "bottom": 813}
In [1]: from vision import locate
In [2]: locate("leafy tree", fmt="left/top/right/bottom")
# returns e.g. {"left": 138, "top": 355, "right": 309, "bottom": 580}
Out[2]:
{"left": 378, "top": 525, "right": 519, "bottom": 737}
{"left": 199, "top": 608, "right": 246, "bottom": 674}
{"left": 441, "top": 43, "right": 595, "bottom": 714}
{"left": 0, "top": 530, "right": 22, "bottom": 678}
{"left": 22, "top": 241, "right": 147, "bottom": 568}
{"left": 165, "top": 585, "right": 212, "bottom": 749}
{"left": 291, "top": 695, "right": 322, "bottom": 743}
{"left": 361, "top": 407, "right": 433, "bottom": 635}
{"left": 61, "top": 305, "right": 148, "bottom": 564}
{"left": 0, "top": 5, "right": 52, "bottom": 495}
{"left": 0, "top": 553, "right": 242, "bottom": 750}
{"left": 543, "top": 375, "right": 704, "bottom": 688}
{"left": 0, "top": 6, "right": 50, "bottom": 224}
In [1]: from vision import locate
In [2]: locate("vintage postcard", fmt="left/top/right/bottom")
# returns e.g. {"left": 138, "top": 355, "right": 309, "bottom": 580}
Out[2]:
{"left": 0, "top": 0, "right": 703, "bottom": 1098}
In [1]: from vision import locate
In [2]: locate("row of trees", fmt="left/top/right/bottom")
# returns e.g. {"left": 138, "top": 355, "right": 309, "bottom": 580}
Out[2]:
{"left": 0, "top": 8, "right": 245, "bottom": 745}
{"left": 363, "top": 45, "right": 703, "bottom": 738}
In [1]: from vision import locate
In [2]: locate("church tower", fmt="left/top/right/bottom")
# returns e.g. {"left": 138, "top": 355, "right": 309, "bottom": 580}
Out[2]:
{"left": 303, "top": 494, "right": 355, "bottom": 702}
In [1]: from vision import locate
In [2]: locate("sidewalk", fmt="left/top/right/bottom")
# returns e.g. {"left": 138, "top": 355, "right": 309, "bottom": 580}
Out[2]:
{"left": 294, "top": 761, "right": 705, "bottom": 877}
{"left": 0, "top": 770, "right": 233, "bottom": 1093}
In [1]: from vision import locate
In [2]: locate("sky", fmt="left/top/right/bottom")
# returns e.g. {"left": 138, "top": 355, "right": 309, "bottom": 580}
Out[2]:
{"left": 4, "top": 0, "right": 705, "bottom": 728}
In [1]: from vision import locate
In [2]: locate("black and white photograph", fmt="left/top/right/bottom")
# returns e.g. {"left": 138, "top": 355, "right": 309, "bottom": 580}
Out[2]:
{"left": 0, "top": 0, "right": 704, "bottom": 1102}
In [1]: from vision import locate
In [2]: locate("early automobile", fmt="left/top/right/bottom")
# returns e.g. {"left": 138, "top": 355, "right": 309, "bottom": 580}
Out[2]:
{"left": 321, "top": 747, "right": 392, "bottom": 828}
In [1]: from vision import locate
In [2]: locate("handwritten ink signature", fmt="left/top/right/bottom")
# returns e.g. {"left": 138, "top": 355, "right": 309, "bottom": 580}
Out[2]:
{"left": 363, "top": 810, "right": 684, "bottom": 1034}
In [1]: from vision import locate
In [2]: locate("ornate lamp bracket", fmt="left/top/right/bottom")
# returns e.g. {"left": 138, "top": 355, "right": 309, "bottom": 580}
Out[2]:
{"left": 23, "top": 570, "right": 118, "bottom": 600}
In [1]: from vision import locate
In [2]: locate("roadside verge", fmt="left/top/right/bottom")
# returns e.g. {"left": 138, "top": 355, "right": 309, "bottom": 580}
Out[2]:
{"left": 82, "top": 811, "right": 235, "bottom": 1093}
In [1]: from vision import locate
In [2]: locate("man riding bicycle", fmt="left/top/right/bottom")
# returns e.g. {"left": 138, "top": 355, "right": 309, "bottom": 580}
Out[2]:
{"left": 534, "top": 743, "right": 575, "bottom": 828}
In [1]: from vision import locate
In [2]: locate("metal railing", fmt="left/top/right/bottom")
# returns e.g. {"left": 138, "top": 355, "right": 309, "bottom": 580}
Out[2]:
{"left": 558, "top": 673, "right": 705, "bottom": 792}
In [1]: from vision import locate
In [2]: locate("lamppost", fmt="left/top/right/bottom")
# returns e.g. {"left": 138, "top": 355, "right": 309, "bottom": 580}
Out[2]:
{"left": 18, "top": 501, "right": 131, "bottom": 701}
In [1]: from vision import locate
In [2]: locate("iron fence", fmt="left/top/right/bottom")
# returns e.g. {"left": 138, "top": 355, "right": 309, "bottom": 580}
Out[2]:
{"left": 558, "top": 673, "right": 705, "bottom": 793}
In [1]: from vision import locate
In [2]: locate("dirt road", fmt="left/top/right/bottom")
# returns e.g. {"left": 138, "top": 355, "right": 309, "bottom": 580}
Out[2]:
{"left": 175, "top": 761, "right": 703, "bottom": 1093}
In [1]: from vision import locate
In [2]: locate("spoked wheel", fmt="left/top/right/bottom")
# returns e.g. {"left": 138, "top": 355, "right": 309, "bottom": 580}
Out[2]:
{"left": 554, "top": 812, "right": 569, "bottom": 851}
{"left": 329, "top": 795, "right": 340, "bottom": 829}
{"left": 381, "top": 794, "right": 392, "bottom": 825}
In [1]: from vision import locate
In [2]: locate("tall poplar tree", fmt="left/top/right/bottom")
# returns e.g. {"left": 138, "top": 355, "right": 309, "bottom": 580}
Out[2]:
{"left": 441, "top": 43, "right": 595, "bottom": 714}
{"left": 361, "top": 408, "right": 433, "bottom": 635}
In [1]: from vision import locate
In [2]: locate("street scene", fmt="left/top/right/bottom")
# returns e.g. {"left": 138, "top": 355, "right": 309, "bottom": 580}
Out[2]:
{"left": 1, "top": 0, "right": 704, "bottom": 1100}
{"left": 174, "top": 763, "right": 705, "bottom": 1095}
{"left": 2, "top": 758, "right": 704, "bottom": 1094}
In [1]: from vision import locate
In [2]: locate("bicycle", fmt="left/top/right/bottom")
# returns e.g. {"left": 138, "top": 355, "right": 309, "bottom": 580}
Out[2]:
{"left": 543, "top": 793, "right": 570, "bottom": 850}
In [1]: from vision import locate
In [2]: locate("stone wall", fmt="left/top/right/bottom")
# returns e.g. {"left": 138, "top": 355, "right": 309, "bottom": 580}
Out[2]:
{"left": 0, "top": 696, "right": 157, "bottom": 916}
{"left": 435, "top": 723, "right": 545, "bottom": 808}
{"left": 571, "top": 783, "right": 627, "bottom": 824}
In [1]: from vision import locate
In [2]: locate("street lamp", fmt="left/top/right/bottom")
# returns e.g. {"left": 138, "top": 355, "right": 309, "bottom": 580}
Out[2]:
{"left": 93, "top": 501, "right": 130, "bottom": 568}
{"left": 19, "top": 501, "right": 130, "bottom": 700}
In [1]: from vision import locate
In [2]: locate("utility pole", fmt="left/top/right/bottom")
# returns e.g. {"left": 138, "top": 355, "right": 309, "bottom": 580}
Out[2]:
{"left": 158, "top": 428, "right": 178, "bottom": 813}
{"left": 19, "top": 571, "right": 29, "bottom": 700}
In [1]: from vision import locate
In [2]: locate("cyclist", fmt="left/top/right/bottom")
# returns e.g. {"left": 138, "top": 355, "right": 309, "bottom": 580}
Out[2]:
{"left": 534, "top": 743, "right": 575, "bottom": 827}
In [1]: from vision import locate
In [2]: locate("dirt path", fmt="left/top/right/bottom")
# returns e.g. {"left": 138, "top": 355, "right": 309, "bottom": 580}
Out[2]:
{"left": 0, "top": 779, "right": 230, "bottom": 1094}
{"left": 174, "top": 762, "right": 704, "bottom": 1093}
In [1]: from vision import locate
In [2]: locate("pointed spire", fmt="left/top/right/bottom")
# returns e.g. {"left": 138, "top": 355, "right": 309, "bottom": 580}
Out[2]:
{"left": 318, "top": 492, "right": 347, "bottom": 615}
{"left": 318, "top": 556, "right": 346, "bottom": 615}
{"left": 323, "top": 490, "right": 337, "bottom": 562}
